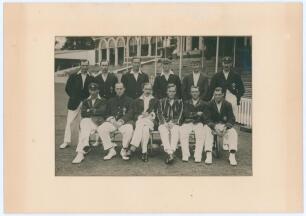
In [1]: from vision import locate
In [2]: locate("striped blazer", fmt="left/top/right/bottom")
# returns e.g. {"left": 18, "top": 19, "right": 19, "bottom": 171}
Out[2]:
{"left": 157, "top": 98, "right": 183, "bottom": 125}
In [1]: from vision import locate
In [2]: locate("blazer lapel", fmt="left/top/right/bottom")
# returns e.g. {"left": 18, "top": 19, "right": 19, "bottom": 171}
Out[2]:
{"left": 76, "top": 74, "right": 83, "bottom": 88}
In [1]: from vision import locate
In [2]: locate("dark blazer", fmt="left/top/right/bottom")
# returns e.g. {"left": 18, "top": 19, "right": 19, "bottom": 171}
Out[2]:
{"left": 182, "top": 73, "right": 210, "bottom": 101}
{"left": 104, "top": 94, "right": 134, "bottom": 125}
{"left": 207, "top": 100, "right": 236, "bottom": 129}
{"left": 209, "top": 70, "right": 245, "bottom": 104}
{"left": 65, "top": 72, "right": 94, "bottom": 110}
{"left": 157, "top": 98, "right": 183, "bottom": 125}
{"left": 182, "top": 99, "right": 210, "bottom": 124}
{"left": 121, "top": 71, "right": 149, "bottom": 99}
{"left": 94, "top": 72, "right": 118, "bottom": 100}
{"left": 81, "top": 97, "right": 107, "bottom": 126}
{"left": 132, "top": 96, "right": 159, "bottom": 121}
{"left": 153, "top": 73, "right": 182, "bottom": 99}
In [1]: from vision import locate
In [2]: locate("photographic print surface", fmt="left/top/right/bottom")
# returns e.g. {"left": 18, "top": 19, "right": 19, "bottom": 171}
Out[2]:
{"left": 55, "top": 36, "right": 252, "bottom": 176}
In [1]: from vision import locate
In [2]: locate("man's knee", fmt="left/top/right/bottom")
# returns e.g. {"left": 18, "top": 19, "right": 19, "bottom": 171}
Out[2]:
{"left": 227, "top": 128, "right": 238, "bottom": 138}
{"left": 80, "top": 118, "right": 91, "bottom": 128}
{"left": 158, "top": 124, "right": 167, "bottom": 132}
{"left": 120, "top": 124, "right": 133, "bottom": 134}
{"left": 98, "top": 122, "right": 111, "bottom": 133}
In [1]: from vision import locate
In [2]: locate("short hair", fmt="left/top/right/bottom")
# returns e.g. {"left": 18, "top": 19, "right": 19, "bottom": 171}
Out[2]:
{"left": 142, "top": 82, "right": 152, "bottom": 89}
{"left": 100, "top": 60, "right": 109, "bottom": 66}
{"left": 167, "top": 83, "right": 177, "bottom": 91}
{"left": 115, "top": 82, "right": 125, "bottom": 89}
{"left": 80, "top": 59, "right": 89, "bottom": 64}
{"left": 190, "top": 85, "right": 200, "bottom": 92}
{"left": 214, "top": 87, "right": 225, "bottom": 94}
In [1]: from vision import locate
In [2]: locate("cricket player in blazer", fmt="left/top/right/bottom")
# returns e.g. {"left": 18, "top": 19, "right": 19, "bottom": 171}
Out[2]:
{"left": 209, "top": 56, "right": 245, "bottom": 119}
{"left": 157, "top": 83, "right": 183, "bottom": 164}
{"left": 98, "top": 82, "right": 134, "bottom": 160}
{"left": 207, "top": 87, "right": 238, "bottom": 166}
{"left": 121, "top": 57, "right": 149, "bottom": 99}
{"left": 181, "top": 59, "right": 210, "bottom": 101}
{"left": 180, "top": 85, "right": 214, "bottom": 163}
{"left": 127, "top": 82, "right": 158, "bottom": 162}
{"left": 94, "top": 60, "right": 118, "bottom": 100}
{"left": 153, "top": 58, "right": 182, "bottom": 99}
{"left": 72, "top": 82, "right": 107, "bottom": 164}
{"left": 60, "top": 59, "right": 95, "bottom": 149}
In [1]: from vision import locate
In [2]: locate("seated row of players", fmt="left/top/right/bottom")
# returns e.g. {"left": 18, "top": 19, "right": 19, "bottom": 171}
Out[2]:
{"left": 60, "top": 56, "right": 244, "bottom": 166}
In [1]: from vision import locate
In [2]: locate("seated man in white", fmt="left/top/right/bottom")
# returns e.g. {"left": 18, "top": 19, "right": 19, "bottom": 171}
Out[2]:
{"left": 207, "top": 87, "right": 238, "bottom": 166}
{"left": 180, "top": 86, "right": 213, "bottom": 163}
{"left": 98, "top": 82, "right": 134, "bottom": 160}
{"left": 157, "top": 83, "right": 183, "bottom": 164}
{"left": 127, "top": 82, "right": 158, "bottom": 162}
{"left": 72, "top": 82, "right": 107, "bottom": 164}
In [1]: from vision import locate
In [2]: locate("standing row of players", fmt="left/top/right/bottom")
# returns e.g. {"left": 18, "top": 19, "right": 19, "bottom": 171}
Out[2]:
{"left": 60, "top": 57, "right": 245, "bottom": 165}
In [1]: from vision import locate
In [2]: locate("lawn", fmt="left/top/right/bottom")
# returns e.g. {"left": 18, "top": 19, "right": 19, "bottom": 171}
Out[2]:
{"left": 55, "top": 83, "right": 252, "bottom": 176}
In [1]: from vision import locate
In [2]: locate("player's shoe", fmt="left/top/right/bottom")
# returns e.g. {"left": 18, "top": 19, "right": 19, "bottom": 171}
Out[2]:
{"left": 60, "top": 142, "right": 70, "bottom": 149}
{"left": 204, "top": 151, "right": 212, "bottom": 165}
{"left": 72, "top": 153, "right": 84, "bottom": 164}
{"left": 229, "top": 153, "right": 237, "bottom": 166}
{"left": 104, "top": 148, "right": 117, "bottom": 160}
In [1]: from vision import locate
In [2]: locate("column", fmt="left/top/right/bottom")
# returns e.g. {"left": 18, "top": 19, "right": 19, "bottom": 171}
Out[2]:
{"left": 215, "top": 37, "right": 219, "bottom": 73}
{"left": 137, "top": 40, "right": 141, "bottom": 57}
{"left": 148, "top": 41, "right": 151, "bottom": 56}
{"left": 107, "top": 48, "right": 110, "bottom": 62}
{"left": 199, "top": 37, "right": 204, "bottom": 50}
{"left": 115, "top": 47, "right": 118, "bottom": 66}
{"left": 186, "top": 36, "right": 192, "bottom": 51}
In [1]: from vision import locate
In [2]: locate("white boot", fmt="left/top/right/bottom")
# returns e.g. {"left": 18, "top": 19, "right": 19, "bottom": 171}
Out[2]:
{"left": 204, "top": 151, "right": 212, "bottom": 164}
{"left": 72, "top": 153, "right": 84, "bottom": 164}
{"left": 229, "top": 153, "right": 237, "bottom": 166}
{"left": 60, "top": 142, "right": 70, "bottom": 149}
{"left": 104, "top": 148, "right": 117, "bottom": 160}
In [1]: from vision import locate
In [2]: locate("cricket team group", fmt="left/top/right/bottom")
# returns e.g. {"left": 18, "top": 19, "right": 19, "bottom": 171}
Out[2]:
{"left": 59, "top": 56, "right": 245, "bottom": 166}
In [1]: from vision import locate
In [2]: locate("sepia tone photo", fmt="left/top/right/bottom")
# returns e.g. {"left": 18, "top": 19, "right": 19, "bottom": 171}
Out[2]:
{"left": 55, "top": 36, "right": 252, "bottom": 176}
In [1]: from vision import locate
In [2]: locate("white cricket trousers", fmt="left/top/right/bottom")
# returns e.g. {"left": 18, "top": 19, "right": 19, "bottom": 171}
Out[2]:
{"left": 130, "top": 117, "right": 154, "bottom": 153}
{"left": 76, "top": 118, "right": 97, "bottom": 153}
{"left": 180, "top": 123, "right": 214, "bottom": 161}
{"left": 63, "top": 103, "right": 82, "bottom": 143}
{"left": 225, "top": 90, "right": 238, "bottom": 120}
{"left": 98, "top": 122, "right": 134, "bottom": 149}
{"left": 158, "top": 124, "right": 180, "bottom": 154}
{"left": 221, "top": 127, "right": 238, "bottom": 151}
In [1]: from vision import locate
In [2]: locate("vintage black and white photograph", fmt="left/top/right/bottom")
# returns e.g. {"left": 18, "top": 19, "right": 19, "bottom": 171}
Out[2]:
{"left": 55, "top": 36, "right": 252, "bottom": 176}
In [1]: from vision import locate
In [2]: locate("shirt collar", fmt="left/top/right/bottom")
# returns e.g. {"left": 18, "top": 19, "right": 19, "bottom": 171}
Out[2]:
{"left": 131, "top": 69, "right": 142, "bottom": 75}
{"left": 161, "top": 70, "right": 174, "bottom": 77}
{"left": 77, "top": 70, "right": 89, "bottom": 76}
{"left": 87, "top": 95, "right": 102, "bottom": 100}
{"left": 139, "top": 94, "right": 154, "bottom": 100}
{"left": 193, "top": 71, "right": 200, "bottom": 76}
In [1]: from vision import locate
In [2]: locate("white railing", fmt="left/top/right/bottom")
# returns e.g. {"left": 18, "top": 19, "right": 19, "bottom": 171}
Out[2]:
{"left": 237, "top": 97, "right": 252, "bottom": 128}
